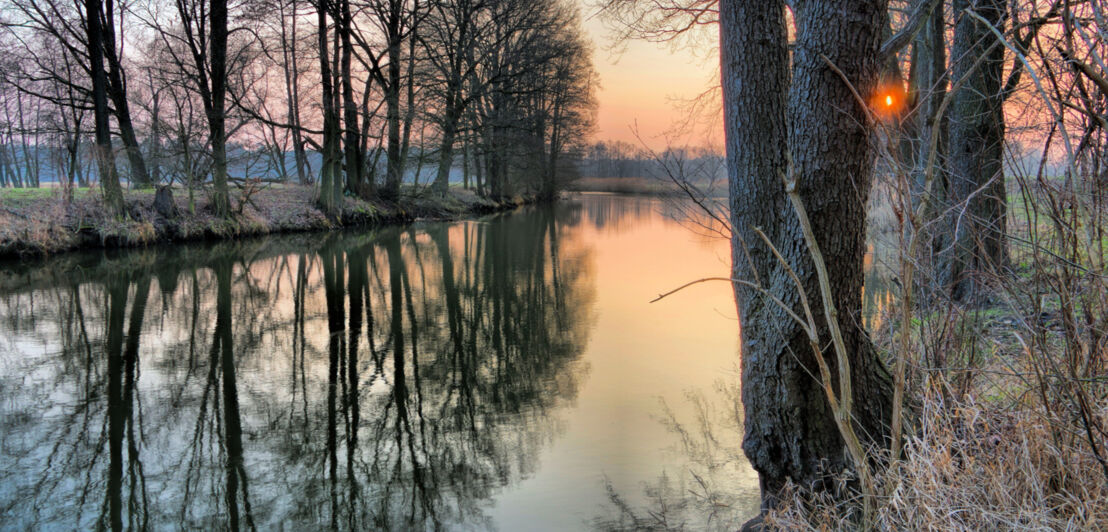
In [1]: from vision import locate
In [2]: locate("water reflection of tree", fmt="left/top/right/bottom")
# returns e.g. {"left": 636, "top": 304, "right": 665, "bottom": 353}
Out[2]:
{"left": 179, "top": 257, "right": 255, "bottom": 530}
{"left": 0, "top": 203, "right": 595, "bottom": 530}
{"left": 579, "top": 193, "right": 659, "bottom": 232}
{"left": 0, "top": 266, "right": 154, "bottom": 530}
{"left": 302, "top": 207, "right": 596, "bottom": 529}
{"left": 590, "top": 381, "right": 760, "bottom": 532}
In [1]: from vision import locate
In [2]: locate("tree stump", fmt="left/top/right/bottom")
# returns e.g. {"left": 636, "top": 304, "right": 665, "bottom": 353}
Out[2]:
{"left": 154, "top": 185, "right": 179, "bottom": 219}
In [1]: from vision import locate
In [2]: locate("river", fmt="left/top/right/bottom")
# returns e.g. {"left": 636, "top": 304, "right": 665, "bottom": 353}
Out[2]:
{"left": 0, "top": 194, "right": 761, "bottom": 530}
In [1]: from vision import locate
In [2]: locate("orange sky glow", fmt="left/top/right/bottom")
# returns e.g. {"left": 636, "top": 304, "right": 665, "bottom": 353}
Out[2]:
{"left": 580, "top": 8, "right": 722, "bottom": 149}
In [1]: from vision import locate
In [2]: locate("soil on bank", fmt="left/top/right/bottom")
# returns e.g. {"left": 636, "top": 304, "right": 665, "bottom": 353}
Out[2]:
{"left": 0, "top": 184, "right": 534, "bottom": 258}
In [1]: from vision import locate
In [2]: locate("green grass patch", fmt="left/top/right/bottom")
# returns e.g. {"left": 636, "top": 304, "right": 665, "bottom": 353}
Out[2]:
{"left": 0, "top": 187, "right": 94, "bottom": 203}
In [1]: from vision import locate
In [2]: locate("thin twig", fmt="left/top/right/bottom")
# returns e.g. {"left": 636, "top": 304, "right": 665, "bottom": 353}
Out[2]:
{"left": 650, "top": 276, "right": 809, "bottom": 330}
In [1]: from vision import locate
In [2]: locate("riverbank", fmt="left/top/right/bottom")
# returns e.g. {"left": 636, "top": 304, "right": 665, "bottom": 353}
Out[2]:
{"left": 0, "top": 184, "right": 535, "bottom": 259}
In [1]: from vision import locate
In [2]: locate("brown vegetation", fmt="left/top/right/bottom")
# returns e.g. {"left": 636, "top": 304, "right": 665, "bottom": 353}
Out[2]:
{"left": 767, "top": 397, "right": 1108, "bottom": 530}
{"left": 0, "top": 185, "right": 530, "bottom": 258}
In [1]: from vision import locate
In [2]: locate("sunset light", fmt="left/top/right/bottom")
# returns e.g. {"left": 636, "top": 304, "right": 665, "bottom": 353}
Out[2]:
{"left": 2, "top": 0, "right": 1106, "bottom": 528}
{"left": 872, "top": 82, "right": 907, "bottom": 120}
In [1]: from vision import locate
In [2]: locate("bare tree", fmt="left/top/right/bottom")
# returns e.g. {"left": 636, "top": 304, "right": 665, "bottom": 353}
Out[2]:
{"left": 85, "top": 0, "right": 125, "bottom": 213}
{"left": 423, "top": 0, "right": 488, "bottom": 196}
{"left": 142, "top": 0, "right": 239, "bottom": 216}
{"left": 101, "top": 0, "right": 152, "bottom": 186}
{"left": 279, "top": 0, "right": 311, "bottom": 184}
{"left": 315, "top": 0, "right": 343, "bottom": 215}
{"left": 3, "top": 0, "right": 153, "bottom": 187}
{"left": 371, "top": 0, "right": 422, "bottom": 201}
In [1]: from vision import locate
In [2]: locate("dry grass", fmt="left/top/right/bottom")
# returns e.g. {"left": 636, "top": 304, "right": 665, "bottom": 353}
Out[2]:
{"left": 764, "top": 161, "right": 1108, "bottom": 530}
{"left": 0, "top": 184, "right": 516, "bottom": 258}
{"left": 766, "top": 394, "right": 1108, "bottom": 530}
{"left": 765, "top": 202, "right": 1108, "bottom": 530}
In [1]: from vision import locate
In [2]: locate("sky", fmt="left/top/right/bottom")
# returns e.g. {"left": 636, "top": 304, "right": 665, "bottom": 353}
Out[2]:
{"left": 578, "top": 6, "right": 722, "bottom": 149}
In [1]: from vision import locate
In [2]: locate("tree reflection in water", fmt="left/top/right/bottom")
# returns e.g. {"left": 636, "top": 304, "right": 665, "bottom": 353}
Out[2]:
{"left": 0, "top": 204, "right": 594, "bottom": 530}
{"left": 589, "top": 381, "right": 760, "bottom": 531}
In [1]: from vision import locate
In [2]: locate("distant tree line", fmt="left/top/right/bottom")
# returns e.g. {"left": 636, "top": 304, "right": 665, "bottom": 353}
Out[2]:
{"left": 578, "top": 140, "right": 648, "bottom": 178}
{"left": 0, "top": 0, "right": 598, "bottom": 216}
{"left": 577, "top": 139, "right": 724, "bottom": 181}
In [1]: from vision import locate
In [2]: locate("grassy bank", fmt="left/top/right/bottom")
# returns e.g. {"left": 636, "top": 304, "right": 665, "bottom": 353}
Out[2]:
{"left": 0, "top": 184, "right": 533, "bottom": 258}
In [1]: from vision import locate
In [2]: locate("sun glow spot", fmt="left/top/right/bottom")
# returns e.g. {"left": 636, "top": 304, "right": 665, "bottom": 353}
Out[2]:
{"left": 872, "top": 82, "right": 907, "bottom": 121}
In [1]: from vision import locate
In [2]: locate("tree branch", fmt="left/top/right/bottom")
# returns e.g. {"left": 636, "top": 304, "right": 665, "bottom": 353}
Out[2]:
{"left": 879, "top": 0, "right": 943, "bottom": 60}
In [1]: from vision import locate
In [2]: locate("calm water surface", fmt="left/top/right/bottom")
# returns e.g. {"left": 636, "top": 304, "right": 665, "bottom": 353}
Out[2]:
{"left": 0, "top": 194, "right": 760, "bottom": 530}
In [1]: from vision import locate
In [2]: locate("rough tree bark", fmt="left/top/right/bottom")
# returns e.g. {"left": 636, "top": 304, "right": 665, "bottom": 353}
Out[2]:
{"left": 945, "top": 0, "right": 1009, "bottom": 301}
{"left": 721, "top": 0, "right": 894, "bottom": 519}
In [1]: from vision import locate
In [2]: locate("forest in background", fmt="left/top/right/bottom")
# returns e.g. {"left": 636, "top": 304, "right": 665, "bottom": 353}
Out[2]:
{"left": 0, "top": 0, "right": 598, "bottom": 217}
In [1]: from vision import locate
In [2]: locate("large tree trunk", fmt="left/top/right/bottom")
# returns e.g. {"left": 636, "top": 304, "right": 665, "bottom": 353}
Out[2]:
{"left": 474, "top": 135, "right": 485, "bottom": 196}
{"left": 721, "top": 0, "right": 894, "bottom": 516}
{"left": 543, "top": 99, "right": 562, "bottom": 202}
{"left": 432, "top": 99, "right": 459, "bottom": 197}
{"left": 399, "top": 32, "right": 418, "bottom": 188}
{"left": 945, "top": 0, "right": 1009, "bottom": 302}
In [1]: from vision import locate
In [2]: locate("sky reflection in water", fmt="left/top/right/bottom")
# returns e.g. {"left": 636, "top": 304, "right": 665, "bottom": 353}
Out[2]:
{"left": 0, "top": 194, "right": 760, "bottom": 531}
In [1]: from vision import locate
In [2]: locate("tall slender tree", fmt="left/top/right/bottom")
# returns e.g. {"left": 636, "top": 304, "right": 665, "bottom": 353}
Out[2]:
{"left": 102, "top": 0, "right": 153, "bottom": 187}
{"left": 381, "top": 0, "right": 421, "bottom": 202}
{"left": 278, "top": 0, "right": 310, "bottom": 184}
{"left": 153, "top": 0, "right": 235, "bottom": 216}
{"left": 316, "top": 0, "right": 344, "bottom": 217}
{"left": 85, "top": 0, "right": 125, "bottom": 215}
{"left": 4, "top": 0, "right": 151, "bottom": 188}
{"left": 208, "top": 0, "right": 232, "bottom": 217}
{"left": 426, "top": 0, "right": 485, "bottom": 197}
{"left": 339, "top": 0, "right": 368, "bottom": 198}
